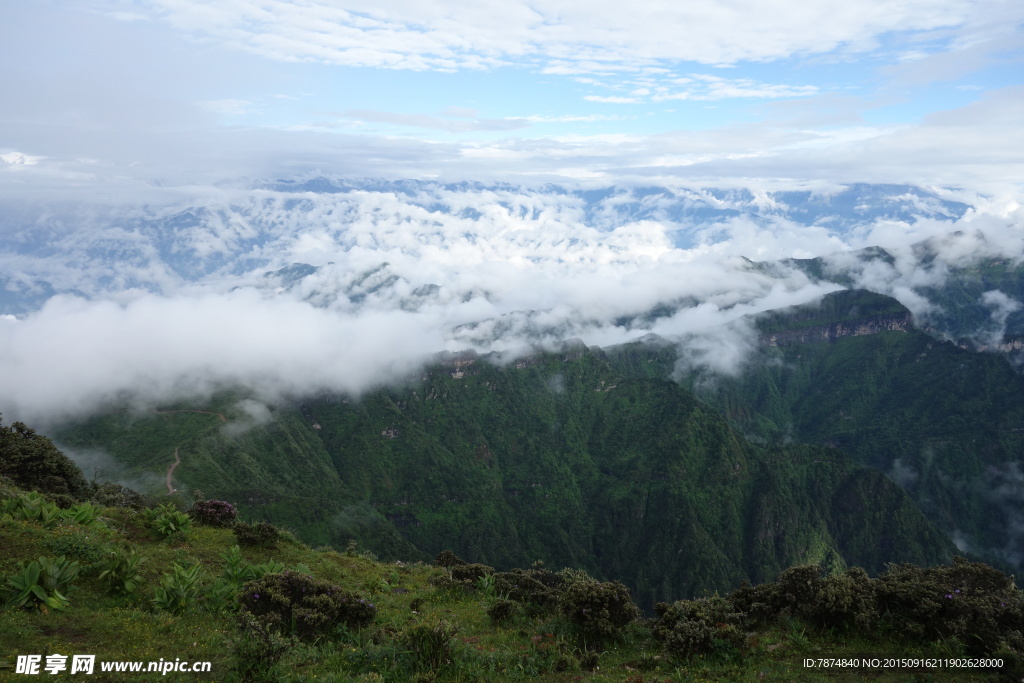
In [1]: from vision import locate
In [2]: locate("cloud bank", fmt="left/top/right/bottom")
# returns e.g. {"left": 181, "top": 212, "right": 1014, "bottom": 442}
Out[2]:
{"left": 0, "top": 180, "right": 1021, "bottom": 426}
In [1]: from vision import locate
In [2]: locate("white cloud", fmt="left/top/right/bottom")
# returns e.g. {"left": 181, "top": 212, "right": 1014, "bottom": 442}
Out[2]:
{"left": 2, "top": 179, "right": 1021, "bottom": 425}
{"left": 343, "top": 109, "right": 531, "bottom": 132}
{"left": 143, "top": 0, "right": 991, "bottom": 70}
{"left": 583, "top": 95, "right": 640, "bottom": 104}
{"left": 0, "top": 152, "right": 43, "bottom": 165}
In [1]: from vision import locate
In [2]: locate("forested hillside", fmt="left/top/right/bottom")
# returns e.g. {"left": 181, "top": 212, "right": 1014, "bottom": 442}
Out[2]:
{"left": 612, "top": 289, "right": 1024, "bottom": 576}
{"left": 54, "top": 345, "right": 953, "bottom": 609}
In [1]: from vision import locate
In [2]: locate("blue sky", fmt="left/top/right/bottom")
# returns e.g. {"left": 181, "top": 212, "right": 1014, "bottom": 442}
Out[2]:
{"left": 1, "top": 0, "right": 1021, "bottom": 192}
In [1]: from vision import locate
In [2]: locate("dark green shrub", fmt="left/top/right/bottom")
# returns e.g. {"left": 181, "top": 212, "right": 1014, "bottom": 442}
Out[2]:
{"left": 487, "top": 599, "right": 518, "bottom": 624}
{"left": 775, "top": 564, "right": 824, "bottom": 612}
{"left": 91, "top": 482, "right": 149, "bottom": 510}
{"left": 494, "top": 567, "right": 565, "bottom": 610}
{"left": 238, "top": 571, "right": 375, "bottom": 641}
{"left": 652, "top": 596, "right": 746, "bottom": 660}
{"left": 434, "top": 549, "right": 466, "bottom": 567}
{"left": 450, "top": 562, "right": 494, "bottom": 585}
{"left": 233, "top": 611, "right": 294, "bottom": 681}
{"left": 558, "top": 579, "right": 641, "bottom": 645}
{"left": 874, "top": 557, "right": 1024, "bottom": 654}
{"left": 189, "top": 499, "right": 238, "bottom": 527}
{"left": 234, "top": 520, "right": 280, "bottom": 548}
{"left": 805, "top": 567, "right": 878, "bottom": 633}
{"left": 0, "top": 418, "right": 91, "bottom": 498}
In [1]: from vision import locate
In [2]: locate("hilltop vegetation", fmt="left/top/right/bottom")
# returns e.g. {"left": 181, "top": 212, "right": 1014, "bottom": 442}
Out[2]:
{"left": 1, "top": 431, "right": 1021, "bottom": 681}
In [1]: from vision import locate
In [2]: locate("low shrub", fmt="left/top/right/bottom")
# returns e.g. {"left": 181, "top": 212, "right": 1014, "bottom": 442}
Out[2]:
{"left": 450, "top": 562, "right": 494, "bottom": 585}
{"left": 493, "top": 567, "right": 565, "bottom": 610}
{"left": 874, "top": 557, "right": 1024, "bottom": 654}
{"left": 233, "top": 611, "right": 294, "bottom": 681}
{"left": 434, "top": 549, "right": 466, "bottom": 567}
{"left": 238, "top": 571, "right": 376, "bottom": 641}
{"left": 234, "top": 520, "right": 280, "bottom": 548}
{"left": 91, "top": 482, "right": 149, "bottom": 510}
{"left": 189, "top": 499, "right": 238, "bottom": 527}
{"left": 652, "top": 596, "right": 746, "bottom": 660}
{"left": 487, "top": 599, "right": 518, "bottom": 624}
{"left": 558, "top": 578, "right": 641, "bottom": 645}
{"left": 805, "top": 567, "right": 878, "bottom": 633}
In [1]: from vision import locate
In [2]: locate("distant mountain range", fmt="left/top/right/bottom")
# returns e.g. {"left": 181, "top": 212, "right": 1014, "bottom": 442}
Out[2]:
{"left": 0, "top": 179, "right": 976, "bottom": 316}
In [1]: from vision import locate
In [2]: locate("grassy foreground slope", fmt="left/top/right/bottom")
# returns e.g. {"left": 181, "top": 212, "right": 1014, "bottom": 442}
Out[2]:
{"left": 54, "top": 349, "right": 953, "bottom": 608}
{"left": 1, "top": 451, "right": 1021, "bottom": 682}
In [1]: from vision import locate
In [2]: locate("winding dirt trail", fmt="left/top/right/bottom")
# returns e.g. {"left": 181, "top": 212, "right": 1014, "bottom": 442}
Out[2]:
{"left": 165, "top": 448, "right": 181, "bottom": 495}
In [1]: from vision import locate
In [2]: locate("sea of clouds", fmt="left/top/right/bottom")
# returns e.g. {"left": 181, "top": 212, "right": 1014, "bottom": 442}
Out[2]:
{"left": 0, "top": 179, "right": 1022, "bottom": 426}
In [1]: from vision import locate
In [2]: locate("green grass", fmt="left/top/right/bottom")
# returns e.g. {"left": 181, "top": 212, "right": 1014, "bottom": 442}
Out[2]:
{"left": 0, "top": 481, "right": 1015, "bottom": 682}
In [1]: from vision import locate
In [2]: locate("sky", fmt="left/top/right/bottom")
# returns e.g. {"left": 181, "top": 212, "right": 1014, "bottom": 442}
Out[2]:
{"left": 0, "top": 0, "right": 1023, "bottom": 425}
{"left": 1, "top": 0, "right": 1022, "bottom": 193}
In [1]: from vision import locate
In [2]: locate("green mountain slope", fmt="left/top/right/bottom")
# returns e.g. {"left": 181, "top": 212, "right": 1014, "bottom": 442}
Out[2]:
{"left": 633, "top": 289, "right": 1024, "bottom": 575}
{"left": 53, "top": 347, "right": 954, "bottom": 609}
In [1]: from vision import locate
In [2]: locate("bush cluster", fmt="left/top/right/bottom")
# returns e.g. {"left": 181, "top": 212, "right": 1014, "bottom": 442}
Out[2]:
{"left": 872, "top": 558, "right": 1024, "bottom": 654}
{"left": 558, "top": 578, "right": 641, "bottom": 644}
{"left": 91, "top": 482, "right": 149, "bottom": 510}
{"left": 189, "top": 499, "right": 238, "bottom": 528}
{"left": 652, "top": 596, "right": 746, "bottom": 660}
{"left": 238, "top": 570, "right": 376, "bottom": 641}
{"left": 234, "top": 520, "right": 280, "bottom": 548}
{"left": 727, "top": 558, "right": 1024, "bottom": 658}
{"left": 493, "top": 566, "right": 566, "bottom": 610}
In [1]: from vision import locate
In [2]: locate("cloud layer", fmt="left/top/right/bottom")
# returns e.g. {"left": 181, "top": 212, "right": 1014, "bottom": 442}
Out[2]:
{"left": 0, "top": 181, "right": 1021, "bottom": 425}
{"left": 146, "top": 0, "right": 987, "bottom": 70}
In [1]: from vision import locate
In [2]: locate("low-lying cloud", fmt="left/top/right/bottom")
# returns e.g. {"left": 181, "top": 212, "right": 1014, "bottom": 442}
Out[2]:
{"left": 0, "top": 180, "right": 1021, "bottom": 427}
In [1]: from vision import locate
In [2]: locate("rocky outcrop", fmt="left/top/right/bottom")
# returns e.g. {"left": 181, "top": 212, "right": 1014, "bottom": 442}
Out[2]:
{"left": 756, "top": 289, "right": 913, "bottom": 347}
{"left": 761, "top": 312, "right": 911, "bottom": 346}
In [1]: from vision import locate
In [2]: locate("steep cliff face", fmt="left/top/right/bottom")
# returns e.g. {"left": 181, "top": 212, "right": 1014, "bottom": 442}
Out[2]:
{"left": 761, "top": 313, "right": 911, "bottom": 346}
{"left": 756, "top": 289, "right": 912, "bottom": 346}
